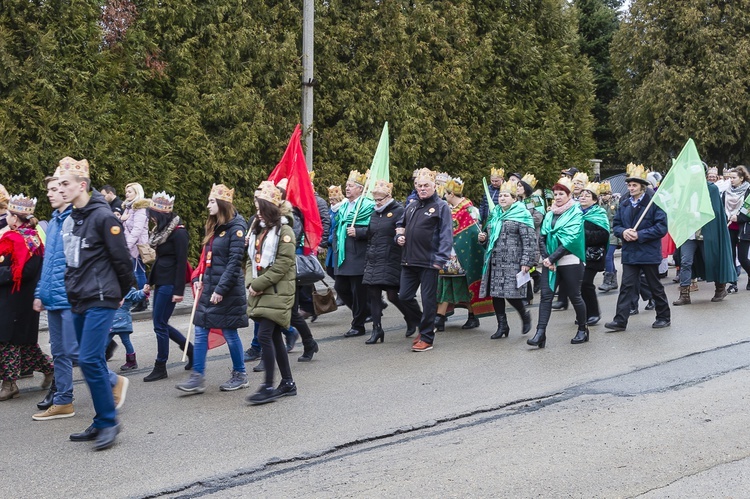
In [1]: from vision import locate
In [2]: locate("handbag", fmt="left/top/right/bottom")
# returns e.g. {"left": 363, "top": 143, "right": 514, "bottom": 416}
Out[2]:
{"left": 312, "top": 281, "right": 338, "bottom": 316}
{"left": 296, "top": 253, "right": 325, "bottom": 285}
{"left": 585, "top": 246, "right": 605, "bottom": 262}
{"left": 137, "top": 243, "right": 156, "bottom": 264}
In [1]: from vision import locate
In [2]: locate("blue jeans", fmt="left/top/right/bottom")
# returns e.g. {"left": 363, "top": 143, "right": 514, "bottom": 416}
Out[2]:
{"left": 605, "top": 244, "right": 617, "bottom": 273}
{"left": 47, "top": 309, "right": 79, "bottom": 406}
{"left": 192, "top": 326, "right": 245, "bottom": 375}
{"left": 72, "top": 308, "right": 119, "bottom": 429}
{"left": 109, "top": 332, "right": 135, "bottom": 354}
{"left": 152, "top": 284, "right": 188, "bottom": 362}
{"left": 132, "top": 256, "right": 147, "bottom": 291}
{"left": 678, "top": 239, "right": 700, "bottom": 287}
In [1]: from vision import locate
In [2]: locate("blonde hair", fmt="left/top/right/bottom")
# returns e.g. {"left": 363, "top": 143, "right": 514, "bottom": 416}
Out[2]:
{"left": 0, "top": 183, "right": 8, "bottom": 210}
{"left": 125, "top": 182, "right": 145, "bottom": 201}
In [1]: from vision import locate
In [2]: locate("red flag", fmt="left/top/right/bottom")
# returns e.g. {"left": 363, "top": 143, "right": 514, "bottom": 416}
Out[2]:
{"left": 189, "top": 247, "right": 226, "bottom": 349}
{"left": 267, "top": 125, "right": 322, "bottom": 255}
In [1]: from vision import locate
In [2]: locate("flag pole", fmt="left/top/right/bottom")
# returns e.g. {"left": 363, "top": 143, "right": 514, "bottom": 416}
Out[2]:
{"left": 632, "top": 198, "right": 654, "bottom": 231}
{"left": 182, "top": 274, "right": 202, "bottom": 362}
{"left": 350, "top": 174, "right": 372, "bottom": 228}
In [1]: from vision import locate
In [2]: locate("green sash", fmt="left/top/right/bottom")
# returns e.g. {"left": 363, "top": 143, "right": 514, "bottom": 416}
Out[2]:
{"left": 483, "top": 202, "right": 535, "bottom": 275}
{"left": 541, "top": 205, "right": 585, "bottom": 289}
{"left": 336, "top": 196, "right": 375, "bottom": 266}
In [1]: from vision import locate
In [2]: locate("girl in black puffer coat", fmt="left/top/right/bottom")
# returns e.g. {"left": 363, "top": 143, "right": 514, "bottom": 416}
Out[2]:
{"left": 362, "top": 181, "right": 415, "bottom": 344}
{"left": 177, "top": 184, "right": 249, "bottom": 395}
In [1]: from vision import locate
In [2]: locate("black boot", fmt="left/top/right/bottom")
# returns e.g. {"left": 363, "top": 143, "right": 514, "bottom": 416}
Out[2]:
{"left": 461, "top": 314, "right": 480, "bottom": 329}
{"left": 365, "top": 325, "right": 384, "bottom": 344}
{"left": 143, "top": 361, "right": 168, "bottom": 382}
{"left": 571, "top": 326, "right": 589, "bottom": 344}
{"left": 404, "top": 321, "right": 417, "bottom": 338}
{"left": 298, "top": 339, "right": 319, "bottom": 362}
{"left": 490, "top": 315, "right": 510, "bottom": 339}
{"left": 527, "top": 329, "right": 546, "bottom": 348}
{"left": 105, "top": 339, "right": 118, "bottom": 361}
{"left": 520, "top": 309, "right": 532, "bottom": 334}
{"left": 434, "top": 314, "right": 447, "bottom": 332}
{"left": 37, "top": 381, "right": 56, "bottom": 410}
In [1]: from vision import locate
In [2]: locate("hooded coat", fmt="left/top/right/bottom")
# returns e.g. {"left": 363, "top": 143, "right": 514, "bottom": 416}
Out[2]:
{"left": 692, "top": 182, "right": 738, "bottom": 284}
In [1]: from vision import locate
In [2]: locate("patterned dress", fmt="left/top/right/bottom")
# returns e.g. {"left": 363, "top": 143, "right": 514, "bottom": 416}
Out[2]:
{"left": 480, "top": 220, "right": 538, "bottom": 299}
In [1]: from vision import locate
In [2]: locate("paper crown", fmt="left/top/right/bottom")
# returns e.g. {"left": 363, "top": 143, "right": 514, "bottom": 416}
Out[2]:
{"left": 500, "top": 181, "right": 517, "bottom": 195}
{"left": 490, "top": 167, "right": 505, "bottom": 179}
{"left": 414, "top": 168, "right": 437, "bottom": 184}
{"left": 445, "top": 177, "right": 464, "bottom": 196}
{"left": 599, "top": 181, "right": 612, "bottom": 193}
{"left": 723, "top": 167, "right": 732, "bottom": 175}
{"left": 435, "top": 172, "right": 451, "bottom": 186}
{"left": 553, "top": 176, "right": 574, "bottom": 192}
{"left": 371, "top": 179, "right": 393, "bottom": 196}
{"left": 583, "top": 182, "right": 601, "bottom": 196}
{"left": 276, "top": 178, "right": 289, "bottom": 191}
{"left": 348, "top": 169, "right": 369, "bottom": 186}
{"left": 55, "top": 157, "right": 90, "bottom": 178}
{"left": 254, "top": 181, "right": 282, "bottom": 206}
{"left": 0, "top": 184, "right": 9, "bottom": 205}
{"left": 572, "top": 172, "right": 589, "bottom": 184}
{"left": 150, "top": 191, "right": 175, "bottom": 213}
{"left": 625, "top": 163, "right": 649, "bottom": 181}
{"left": 308, "top": 171, "right": 315, "bottom": 182}
{"left": 8, "top": 194, "right": 37, "bottom": 216}
{"left": 328, "top": 185, "right": 343, "bottom": 199}
{"left": 412, "top": 169, "right": 419, "bottom": 179}
{"left": 210, "top": 183, "right": 235, "bottom": 204}
{"left": 706, "top": 167, "right": 718, "bottom": 176}
{"left": 521, "top": 173, "right": 538, "bottom": 188}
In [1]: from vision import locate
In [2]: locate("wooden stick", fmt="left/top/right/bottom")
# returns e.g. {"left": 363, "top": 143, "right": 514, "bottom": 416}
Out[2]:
{"left": 632, "top": 197, "right": 654, "bottom": 231}
{"left": 182, "top": 274, "right": 202, "bottom": 362}
{"left": 350, "top": 175, "right": 373, "bottom": 228}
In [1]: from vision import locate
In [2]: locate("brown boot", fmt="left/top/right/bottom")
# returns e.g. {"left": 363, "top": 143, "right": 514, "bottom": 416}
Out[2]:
{"left": 0, "top": 380, "right": 20, "bottom": 401}
{"left": 673, "top": 286, "right": 691, "bottom": 306}
{"left": 711, "top": 283, "right": 728, "bottom": 302}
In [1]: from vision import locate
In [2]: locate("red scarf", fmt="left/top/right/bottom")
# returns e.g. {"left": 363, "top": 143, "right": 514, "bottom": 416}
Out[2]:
{"left": 0, "top": 226, "right": 44, "bottom": 292}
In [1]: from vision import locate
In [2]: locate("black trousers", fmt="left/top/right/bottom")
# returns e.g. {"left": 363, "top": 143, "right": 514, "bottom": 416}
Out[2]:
{"left": 615, "top": 264, "right": 670, "bottom": 325}
{"left": 581, "top": 267, "right": 601, "bottom": 317}
{"left": 335, "top": 274, "right": 368, "bottom": 332}
{"left": 492, "top": 297, "right": 526, "bottom": 322}
{"left": 537, "top": 264, "right": 587, "bottom": 331}
{"left": 730, "top": 229, "right": 750, "bottom": 279}
{"left": 399, "top": 266, "right": 439, "bottom": 344}
{"left": 298, "top": 284, "right": 314, "bottom": 315}
{"left": 257, "top": 318, "right": 292, "bottom": 387}
{"left": 367, "top": 284, "right": 410, "bottom": 329}
{"left": 290, "top": 291, "right": 314, "bottom": 344}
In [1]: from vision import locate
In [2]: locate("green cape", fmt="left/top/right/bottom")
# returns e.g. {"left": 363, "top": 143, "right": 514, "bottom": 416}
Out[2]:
{"left": 541, "top": 204, "right": 585, "bottom": 289}
{"left": 336, "top": 197, "right": 375, "bottom": 266}
{"left": 483, "top": 202, "right": 535, "bottom": 275}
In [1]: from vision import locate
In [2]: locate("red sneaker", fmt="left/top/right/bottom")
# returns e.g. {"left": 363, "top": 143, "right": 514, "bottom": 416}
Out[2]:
{"left": 412, "top": 340, "right": 433, "bottom": 352}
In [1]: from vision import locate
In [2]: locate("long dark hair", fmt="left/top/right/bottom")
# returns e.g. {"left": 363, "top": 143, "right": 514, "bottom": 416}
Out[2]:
{"left": 203, "top": 199, "right": 235, "bottom": 245}
{"left": 149, "top": 209, "right": 176, "bottom": 232}
{"left": 252, "top": 198, "right": 281, "bottom": 235}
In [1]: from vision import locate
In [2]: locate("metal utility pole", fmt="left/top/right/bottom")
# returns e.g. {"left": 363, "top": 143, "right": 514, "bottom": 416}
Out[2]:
{"left": 302, "top": 0, "right": 314, "bottom": 170}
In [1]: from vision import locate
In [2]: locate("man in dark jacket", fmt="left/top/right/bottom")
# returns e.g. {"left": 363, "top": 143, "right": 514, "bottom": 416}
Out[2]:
{"left": 58, "top": 158, "right": 134, "bottom": 451}
{"left": 478, "top": 167, "right": 504, "bottom": 224}
{"left": 100, "top": 185, "right": 123, "bottom": 218}
{"left": 605, "top": 173, "right": 671, "bottom": 332}
{"left": 396, "top": 168, "right": 453, "bottom": 351}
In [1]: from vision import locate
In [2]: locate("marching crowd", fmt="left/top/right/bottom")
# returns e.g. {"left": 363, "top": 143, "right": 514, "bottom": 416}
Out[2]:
{"left": 1, "top": 156, "right": 748, "bottom": 452}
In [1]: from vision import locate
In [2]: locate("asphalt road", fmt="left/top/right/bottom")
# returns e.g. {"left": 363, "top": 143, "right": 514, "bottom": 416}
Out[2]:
{"left": 3, "top": 270, "right": 750, "bottom": 498}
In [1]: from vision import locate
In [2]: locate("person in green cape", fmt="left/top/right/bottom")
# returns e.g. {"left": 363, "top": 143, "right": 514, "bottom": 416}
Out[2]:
{"left": 478, "top": 182, "right": 537, "bottom": 339}
{"left": 527, "top": 177, "right": 587, "bottom": 348}
{"left": 578, "top": 182, "right": 610, "bottom": 326}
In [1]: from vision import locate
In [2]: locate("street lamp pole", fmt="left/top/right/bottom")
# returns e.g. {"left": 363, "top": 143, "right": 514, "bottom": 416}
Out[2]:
{"left": 302, "top": 0, "right": 314, "bottom": 171}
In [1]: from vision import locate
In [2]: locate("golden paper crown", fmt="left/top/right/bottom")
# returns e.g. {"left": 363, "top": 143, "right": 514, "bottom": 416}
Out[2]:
{"left": 500, "top": 181, "right": 517, "bottom": 195}
{"left": 415, "top": 168, "right": 437, "bottom": 184}
{"left": 372, "top": 179, "right": 393, "bottom": 196}
{"left": 723, "top": 167, "right": 732, "bottom": 175}
{"left": 490, "top": 167, "right": 505, "bottom": 179}
{"left": 625, "top": 164, "right": 648, "bottom": 180}
{"left": 435, "top": 172, "right": 451, "bottom": 185}
{"left": 348, "top": 169, "right": 369, "bottom": 186}
{"left": 55, "top": 157, "right": 90, "bottom": 178}
{"left": 150, "top": 191, "right": 175, "bottom": 213}
{"left": 599, "top": 181, "right": 612, "bottom": 193}
{"left": 328, "top": 185, "right": 343, "bottom": 200}
{"left": 210, "top": 183, "right": 234, "bottom": 204}
{"left": 521, "top": 173, "right": 538, "bottom": 188}
{"left": 255, "top": 181, "right": 282, "bottom": 206}
{"left": 554, "top": 176, "right": 574, "bottom": 192}
{"left": 445, "top": 177, "right": 464, "bottom": 196}
{"left": 572, "top": 172, "right": 589, "bottom": 184}
{"left": 8, "top": 194, "right": 37, "bottom": 216}
{"left": 583, "top": 182, "right": 601, "bottom": 196}
{"left": 706, "top": 167, "right": 718, "bottom": 176}
{"left": 308, "top": 171, "right": 315, "bottom": 182}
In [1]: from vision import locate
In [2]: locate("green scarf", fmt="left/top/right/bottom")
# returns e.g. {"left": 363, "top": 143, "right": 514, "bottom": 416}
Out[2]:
{"left": 483, "top": 202, "right": 535, "bottom": 275}
{"left": 581, "top": 204, "right": 610, "bottom": 233}
{"left": 541, "top": 205, "right": 585, "bottom": 289}
{"left": 336, "top": 196, "right": 375, "bottom": 266}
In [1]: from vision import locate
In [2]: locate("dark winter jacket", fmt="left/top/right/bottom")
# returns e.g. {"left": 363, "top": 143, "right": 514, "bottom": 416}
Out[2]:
{"left": 363, "top": 200, "right": 404, "bottom": 287}
{"left": 62, "top": 192, "right": 134, "bottom": 314}
{"left": 111, "top": 288, "right": 148, "bottom": 333}
{"left": 613, "top": 191, "right": 667, "bottom": 265}
{"left": 149, "top": 226, "right": 189, "bottom": 296}
{"left": 316, "top": 194, "right": 331, "bottom": 248}
{"left": 331, "top": 201, "right": 369, "bottom": 276}
{"left": 35, "top": 204, "right": 73, "bottom": 310}
{"left": 583, "top": 220, "right": 609, "bottom": 272}
{"left": 193, "top": 213, "right": 249, "bottom": 330}
{"left": 479, "top": 185, "right": 501, "bottom": 223}
{"left": 396, "top": 192, "right": 453, "bottom": 269}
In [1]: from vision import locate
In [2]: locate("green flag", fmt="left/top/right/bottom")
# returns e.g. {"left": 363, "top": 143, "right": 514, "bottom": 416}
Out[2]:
{"left": 652, "top": 138, "right": 715, "bottom": 248}
{"left": 364, "top": 122, "right": 389, "bottom": 198}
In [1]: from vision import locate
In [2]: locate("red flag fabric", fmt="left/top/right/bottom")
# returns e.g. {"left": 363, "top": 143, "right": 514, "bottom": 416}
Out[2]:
{"left": 267, "top": 125, "right": 322, "bottom": 255}
{"left": 189, "top": 247, "right": 225, "bottom": 349}
{"left": 208, "top": 329, "right": 226, "bottom": 349}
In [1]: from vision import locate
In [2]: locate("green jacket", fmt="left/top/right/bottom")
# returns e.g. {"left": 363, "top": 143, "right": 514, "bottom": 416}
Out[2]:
{"left": 246, "top": 224, "right": 296, "bottom": 328}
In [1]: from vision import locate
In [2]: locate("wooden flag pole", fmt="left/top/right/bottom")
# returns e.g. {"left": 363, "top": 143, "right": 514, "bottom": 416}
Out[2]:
{"left": 182, "top": 274, "right": 202, "bottom": 362}
{"left": 632, "top": 197, "right": 654, "bottom": 231}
